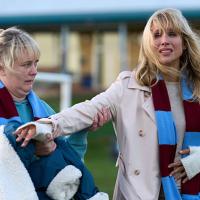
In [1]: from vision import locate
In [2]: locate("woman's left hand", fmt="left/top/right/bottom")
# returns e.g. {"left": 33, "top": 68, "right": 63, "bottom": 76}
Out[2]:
{"left": 168, "top": 149, "right": 190, "bottom": 183}
{"left": 15, "top": 124, "right": 37, "bottom": 147}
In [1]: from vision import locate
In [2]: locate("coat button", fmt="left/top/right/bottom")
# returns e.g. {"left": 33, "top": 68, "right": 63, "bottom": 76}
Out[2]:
{"left": 134, "top": 169, "right": 140, "bottom": 175}
{"left": 138, "top": 129, "right": 145, "bottom": 137}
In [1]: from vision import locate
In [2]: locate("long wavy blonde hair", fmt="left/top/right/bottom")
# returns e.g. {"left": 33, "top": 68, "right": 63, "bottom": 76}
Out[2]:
{"left": 135, "top": 8, "right": 200, "bottom": 101}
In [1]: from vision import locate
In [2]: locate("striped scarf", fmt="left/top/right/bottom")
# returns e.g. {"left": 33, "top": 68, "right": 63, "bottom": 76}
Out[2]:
{"left": 152, "top": 76, "right": 200, "bottom": 200}
{"left": 0, "top": 81, "right": 51, "bottom": 125}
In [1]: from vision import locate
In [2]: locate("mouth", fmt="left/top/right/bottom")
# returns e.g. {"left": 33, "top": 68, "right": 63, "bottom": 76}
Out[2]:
{"left": 24, "top": 80, "right": 34, "bottom": 84}
{"left": 159, "top": 48, "right": 173, "bottom": 55}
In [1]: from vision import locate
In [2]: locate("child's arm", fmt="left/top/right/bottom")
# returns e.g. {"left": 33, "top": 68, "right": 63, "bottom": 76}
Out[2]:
{"left": 4, "top": 122, "right": 36, "bottom": 168}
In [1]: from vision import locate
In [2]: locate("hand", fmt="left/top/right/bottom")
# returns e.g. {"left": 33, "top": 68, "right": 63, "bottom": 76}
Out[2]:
{"left": 90, "top": 107, "right": 111, "bottom": 131}
{"left": 168, "top": 149, "right": 190, "bottom": 183}
{"left": 35, "top": 139, "right": 57, "bottom": 156}
{"left": 15, "top": 124, "right": 37, "bottom": 147}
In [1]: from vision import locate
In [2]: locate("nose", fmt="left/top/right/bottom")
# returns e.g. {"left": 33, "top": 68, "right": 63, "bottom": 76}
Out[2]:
{"left": 29, "top": 63, "right": 37, "bottom": 76}
{"left": 161, "top": 34, "right": 170, "bottom": 46}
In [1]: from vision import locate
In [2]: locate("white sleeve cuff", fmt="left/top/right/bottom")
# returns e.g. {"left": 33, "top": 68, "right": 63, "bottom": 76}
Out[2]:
{"left": 189, "top": 146, "right": 200, "bottom": 154}
{"left": 17, "top": 121, "right": 53, "bottom": 142}
{"left": 34, "top": 122, "right": 53, "bottom": 141}
{"left": 181, "top": 146, "right": 200, "bottom": 180}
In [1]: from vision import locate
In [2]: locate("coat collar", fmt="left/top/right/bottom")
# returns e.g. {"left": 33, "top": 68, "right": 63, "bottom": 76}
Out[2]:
{"left": 127, "top": 71, "right": 151, "bottom": 93}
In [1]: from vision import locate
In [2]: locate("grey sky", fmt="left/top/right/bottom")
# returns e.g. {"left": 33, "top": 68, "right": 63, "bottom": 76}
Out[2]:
{"left": 0, "top": 0, "right": 199, "bottom": 16}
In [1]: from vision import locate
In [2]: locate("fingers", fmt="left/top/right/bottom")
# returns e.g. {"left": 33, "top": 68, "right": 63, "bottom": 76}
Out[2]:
{"left": 168, "top": 160, "right": 189, "bottom": 183}
{"left": 98, "top": 110, "right": 104, "bottom": 127}
{"left": 95, "top": 107, "right": 109, "bottom": 127}
{"left": 177, "top": 171, "right": 187, "bottom": 181}
{"left": 174, "top": 171, "right": 187, "bottom": 181}
{"left": 90, "top": 115, "right": 99, "bottom": 131}
{"left": 168, "top": 160, "right": 182, "bottom": 168}
{"left": 90, "top": 107, "right": 111, "bottom": 131}
{"left": 21, "top": 129, "right": 35, "bottom": 147}
{"left": 179, "top": 149, "right": 190, "bottom": 155}
{"left": 172, "top": 169, "right": 187, "bottom": 182}
{"left": 15, "top": 125, "right": 36, "bottom": 147}
{"left": 15, "top": 127, "right": 29, "bottom": 142}
{"left": 182, "top": 176, "right": 189, "bottom": 184}
{"left": 101, "top": 107, "right": 110, "bottom": 123}
{"left": 170, "top": 165, "right": 184, "bottom": 177}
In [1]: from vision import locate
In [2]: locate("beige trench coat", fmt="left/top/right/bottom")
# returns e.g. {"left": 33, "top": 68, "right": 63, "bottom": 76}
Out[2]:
{"left": 51, "top": 71, "right": 161, "bottom": 200}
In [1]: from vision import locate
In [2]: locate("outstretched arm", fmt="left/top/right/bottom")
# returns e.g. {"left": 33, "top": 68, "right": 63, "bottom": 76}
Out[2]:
{"left": 15, "top": 106, "right": 112, "bottom": 148}
{"left": 15, "top": 73, "right": 123, "bottom": 146}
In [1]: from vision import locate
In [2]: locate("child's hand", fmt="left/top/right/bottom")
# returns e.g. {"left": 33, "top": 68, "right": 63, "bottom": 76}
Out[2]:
{"left": 35, "top": 139, "right": 57, "bottom": 156}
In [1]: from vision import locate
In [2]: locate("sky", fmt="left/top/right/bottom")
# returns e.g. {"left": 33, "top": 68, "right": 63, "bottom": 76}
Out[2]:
{"left": 0, "top": 0, "right": 199, "bottom": 16}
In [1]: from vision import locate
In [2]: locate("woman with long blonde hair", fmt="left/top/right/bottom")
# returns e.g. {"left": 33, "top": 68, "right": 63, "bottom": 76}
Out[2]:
{"left": 16, "top": 8, "right": 200, "bottom": 200}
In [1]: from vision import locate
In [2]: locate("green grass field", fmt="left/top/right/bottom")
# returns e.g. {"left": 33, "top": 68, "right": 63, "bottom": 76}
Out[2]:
{"left": 44, "top": 95, "right": 118, "bottom": 198}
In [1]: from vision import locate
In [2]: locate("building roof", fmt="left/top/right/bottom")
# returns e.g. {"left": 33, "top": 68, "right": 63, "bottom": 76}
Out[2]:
{"left": 0, "top": 0, "right": 200, "bottom": 25}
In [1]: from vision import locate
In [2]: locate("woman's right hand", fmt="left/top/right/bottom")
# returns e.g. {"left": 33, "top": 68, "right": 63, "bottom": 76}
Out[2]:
{"left": 90, "top": 107, "right": 111, "bottom": 131}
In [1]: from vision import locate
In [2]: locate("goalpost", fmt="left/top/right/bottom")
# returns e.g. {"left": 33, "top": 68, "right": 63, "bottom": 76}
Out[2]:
{"left": 35, "top": 72, "right": 73, "bottom": 111}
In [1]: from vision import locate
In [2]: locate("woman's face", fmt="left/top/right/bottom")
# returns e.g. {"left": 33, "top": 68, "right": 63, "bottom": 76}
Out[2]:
{"left": 0, "top": 51, "right": 38, "bottom": 100}
{"left": 151, "top": 22, "right": 184, "bottom": 70}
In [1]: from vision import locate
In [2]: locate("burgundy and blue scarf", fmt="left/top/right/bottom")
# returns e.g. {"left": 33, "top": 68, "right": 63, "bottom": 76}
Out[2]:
{"left": 152, "top": 76, "right": 200, "bottom": 200}
{"left": 0, "top": 81, "right": 51, "bottom": 125}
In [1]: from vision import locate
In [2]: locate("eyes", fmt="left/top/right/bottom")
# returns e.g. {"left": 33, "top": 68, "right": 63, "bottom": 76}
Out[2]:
{"left": 153, "top": 30, "right": 178, "bottom": 39}
{"left": 20, "top": 60, "right": 39, "bottom": 68}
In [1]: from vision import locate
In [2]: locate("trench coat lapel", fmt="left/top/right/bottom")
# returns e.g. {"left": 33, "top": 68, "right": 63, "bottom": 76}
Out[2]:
{"left": 128, "top": 72, "right": 156, "bottom": 123}
{"left": 142, "top": 95, "right": 156, "bottom": 123}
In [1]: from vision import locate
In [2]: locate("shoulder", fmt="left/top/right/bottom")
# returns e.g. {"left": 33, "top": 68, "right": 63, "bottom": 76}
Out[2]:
{"left": 116, "top": 70, "right": 136, "bottom": 85}
{"left": 117, "top": 71, "right": 132, "bottom": 80}
{"left": 115, "top": 71, "right": 133, "bottom": 88}
{"left": 117, "top": 70, "right": 150, "bottom": 91}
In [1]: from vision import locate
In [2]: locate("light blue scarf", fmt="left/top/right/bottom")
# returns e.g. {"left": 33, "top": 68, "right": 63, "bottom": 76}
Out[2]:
{"left": 152, "top": 77, "right": 200, "bottom": 200}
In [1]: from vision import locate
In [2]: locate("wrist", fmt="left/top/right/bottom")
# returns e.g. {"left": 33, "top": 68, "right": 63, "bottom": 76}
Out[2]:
{"left": 181, "top": 149, "right": 200, "bottom": 180}
{"left": 34, "top": 122, "right": 53, "bottom": 141}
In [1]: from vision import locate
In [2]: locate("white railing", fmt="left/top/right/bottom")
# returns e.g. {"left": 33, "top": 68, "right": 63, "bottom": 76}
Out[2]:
{"left": 35, "top": 72, "right": 72, "bottom": 110}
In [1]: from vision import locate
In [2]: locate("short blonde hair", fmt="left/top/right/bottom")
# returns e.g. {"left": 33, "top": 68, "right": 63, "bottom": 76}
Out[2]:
{"left": 0, "top": 27, "right": 40, "bottom": 70}
{"left": 136, "top": 8, "right": 200, "bottom": 101}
